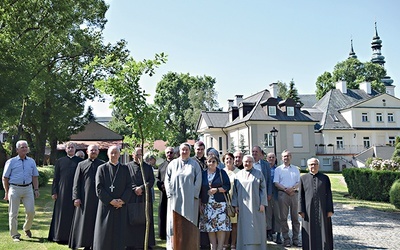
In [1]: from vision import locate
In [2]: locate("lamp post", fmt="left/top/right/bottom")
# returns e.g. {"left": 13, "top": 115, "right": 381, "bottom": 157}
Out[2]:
{"left": 270, "top": 127, "right": 278, "bottom": 165}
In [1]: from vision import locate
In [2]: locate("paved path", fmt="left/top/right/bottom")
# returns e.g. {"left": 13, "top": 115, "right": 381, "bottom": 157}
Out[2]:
{"left": 268, "top": 203, "right": 400, "bottom": 249}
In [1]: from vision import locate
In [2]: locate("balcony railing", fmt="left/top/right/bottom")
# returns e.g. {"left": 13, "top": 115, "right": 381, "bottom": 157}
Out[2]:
{"left": 315, "top": 144, "right": 367, "bottom": 155}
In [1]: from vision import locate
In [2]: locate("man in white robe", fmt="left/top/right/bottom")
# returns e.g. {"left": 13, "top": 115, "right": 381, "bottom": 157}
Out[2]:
{"left": 232, "top": 155, "right": 268, "bottom": 250}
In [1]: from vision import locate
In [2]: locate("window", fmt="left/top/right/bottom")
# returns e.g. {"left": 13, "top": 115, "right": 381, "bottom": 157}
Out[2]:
{"left": 362, "top": 113, "right": 368, "bottom": 122}
{"left": 287, "top": 106, "right": 294, "bottom": 116}
{"left": 218, "top": 137, "right": 223, "bottom": 151}
{"left": 293, "top": 133, "right": 303, "bottom": 148}
{"left": 336, "top": 137, "right": 344, "bottom": 149}
{"left": 376, "top": 113, "right": 383, "bottom": 122}
{"left": 389, "top": 136, "right": 396, "bottom": 146}
{"left": 322, "top": 158, "right": 331, "bottom": 166}
{"left": 264, "top": 133, "right": 273, "bottom": 147}
{"left": 363, "top": 137, "right": 370, "bottom": 148}
{"left": 388, "top": 113, "right": 394, "bottom": 122}
{"left": 268, "top": 106, "right": 276, "bottom": 116}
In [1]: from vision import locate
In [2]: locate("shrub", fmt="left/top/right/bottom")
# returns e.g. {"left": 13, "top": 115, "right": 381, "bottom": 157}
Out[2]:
{"left": 343, "top": 168, "right": 400, "bottom": 202}
{"left": 38, "top": 165, "right": 54, "bottom": 187}
{"left": 390, "top": 179, "right": 400, "bottom": 209}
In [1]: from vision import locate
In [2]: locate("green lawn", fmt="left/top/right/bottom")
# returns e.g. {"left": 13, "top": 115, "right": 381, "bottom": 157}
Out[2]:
{"left": 0, "top": 179, "right": 167, "bottom": 249}
{"left": 0, "top": 173, "right": 398, "bottom": 249}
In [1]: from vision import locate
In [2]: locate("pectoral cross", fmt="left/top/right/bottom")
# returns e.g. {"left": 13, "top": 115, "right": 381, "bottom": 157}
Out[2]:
{"left": 110, "top": 184, "right": 115, "bottom": 192}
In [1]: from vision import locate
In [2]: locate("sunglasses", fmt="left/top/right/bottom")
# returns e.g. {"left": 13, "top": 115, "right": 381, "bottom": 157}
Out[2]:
{"left": 207, "top": 160, "right": 217, "bottom": 163}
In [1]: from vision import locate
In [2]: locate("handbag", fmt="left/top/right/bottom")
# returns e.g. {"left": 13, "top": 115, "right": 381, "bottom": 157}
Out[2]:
{"left": 219, "top": 170, "right": 236, "bottom": 217}
{"left": 127, "top": 202, "right": 146, "bottom": 225}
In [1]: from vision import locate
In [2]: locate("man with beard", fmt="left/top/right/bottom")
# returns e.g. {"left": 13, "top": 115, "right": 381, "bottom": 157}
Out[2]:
{"left": 126, "top": 147, "right": 156, "bottom": 249}
{"left": 93, "top": 146, "right": 132, "bottom": 250}
{"left": 156, "top": 146, "right": 175, "bottom": 241}
{"left": 69, "top": 144, "right": 104, "bottom": 249}
{"left": 48, "top": 142, "right": 82, "bottom": 244}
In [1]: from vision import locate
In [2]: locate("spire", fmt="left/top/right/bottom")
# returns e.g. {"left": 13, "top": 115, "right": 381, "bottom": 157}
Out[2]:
{"left": 370, "top": 22, "right": 395, "bottom": 95}
{"left": 371, "top": 22, "right": 385, "bottom": 66}
{"left": 348, "top": 39, "right": 357, "bottom": 59}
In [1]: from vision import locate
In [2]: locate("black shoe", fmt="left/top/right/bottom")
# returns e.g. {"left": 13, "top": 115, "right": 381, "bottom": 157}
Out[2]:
{"left": 25, "top": 230, "right": 32, "bottom": 238}
{"left": 276, "top": 237, "right": 282, "bottom": 244}
{"left": 267, "top": 234, "right": 273, "bottom": 241}
{"left": 293, "top": 242, "right": 302, "bottom": 247}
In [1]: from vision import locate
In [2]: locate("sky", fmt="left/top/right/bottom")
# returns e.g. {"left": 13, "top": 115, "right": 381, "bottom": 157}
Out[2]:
{"left": 88, "top": 0, "right": 400, "bottom": 117}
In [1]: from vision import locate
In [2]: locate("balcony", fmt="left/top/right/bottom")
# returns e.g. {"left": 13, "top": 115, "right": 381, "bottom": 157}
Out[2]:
{"left": 315, "top": 144, "right": 367, "bottom": 155}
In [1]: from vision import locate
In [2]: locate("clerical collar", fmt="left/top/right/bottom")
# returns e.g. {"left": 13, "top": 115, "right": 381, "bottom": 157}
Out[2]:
{"left": 89, "top": 158, "right": 95, "bottom": 162}
{"left": 109, "top": 161, "right": 119, "bottom": 166}
{"left": 67, "top": 155, "right": 75, "bottom": 159}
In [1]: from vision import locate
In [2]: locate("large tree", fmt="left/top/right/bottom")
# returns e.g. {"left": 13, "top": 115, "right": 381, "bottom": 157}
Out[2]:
{"left": 154, "top": 72, "right": 219, "bottom": 146}
{"left": 0, "top": 0, "right": 129, "bottom": 163}
{"left": 316, "top": 58, "right": 386, "bottom": 99}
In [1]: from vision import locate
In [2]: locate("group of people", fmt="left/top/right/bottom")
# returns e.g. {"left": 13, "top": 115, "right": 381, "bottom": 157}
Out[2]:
{"left": 160, "top": 142, "right": 334, "bottom": 250}
{"left": 2, "top": 139, "right": 334, "bottom": 250}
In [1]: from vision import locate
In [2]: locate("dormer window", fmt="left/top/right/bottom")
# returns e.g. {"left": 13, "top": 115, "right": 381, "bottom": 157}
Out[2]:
{"left": 268, "top": 106, "right": 276, "bottom": 116}
{"left": 287, "top": 106, "right": 294, "bottom": 116}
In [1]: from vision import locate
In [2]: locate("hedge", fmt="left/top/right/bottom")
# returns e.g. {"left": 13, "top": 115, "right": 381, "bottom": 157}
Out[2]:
{"left": 342, "top": 168, "right": 400, "bottom": 202}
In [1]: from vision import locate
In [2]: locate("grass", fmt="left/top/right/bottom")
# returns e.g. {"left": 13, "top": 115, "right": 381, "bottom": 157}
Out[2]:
{"left": 0, "top": 179, "right": 167, "bottom": 249}
{"left": 0, "top": 173, "right": 398, "bottom": 249}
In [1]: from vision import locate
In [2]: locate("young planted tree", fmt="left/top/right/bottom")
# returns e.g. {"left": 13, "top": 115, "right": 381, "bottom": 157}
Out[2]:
{"left": 95, "top": 54, "right": 167, "bottom": 249}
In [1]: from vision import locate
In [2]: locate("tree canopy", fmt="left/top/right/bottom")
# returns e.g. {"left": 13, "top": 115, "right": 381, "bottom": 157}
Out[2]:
{"left": 0, "top": 0, "right": 129, "bottom": 164}
{"left": 154, "top": 72, "right": 219, "bottom": 146}
{"left": 315, "top": 58, "right": 386, "bottom": 99}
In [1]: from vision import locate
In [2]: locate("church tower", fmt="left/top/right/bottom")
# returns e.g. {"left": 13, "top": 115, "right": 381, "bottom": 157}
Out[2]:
{"left": 348, "top": 39, "right": 357, "bottom": 59}
{"left": 371, "top": 22, "right": 395, "bottom": 96}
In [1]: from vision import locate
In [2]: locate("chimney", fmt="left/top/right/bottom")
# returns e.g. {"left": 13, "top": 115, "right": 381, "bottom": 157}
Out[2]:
{"left": 269, "top": 82, "right": 278, "bottom": 98}
{"left": 235, "top": 95, "right": 243, "bottom": 106}
{"left": 227, "top": 99, "right": 234, "bottom": 108}
{"left": 360, "top": 81, "right": 371, "bottom": 94}
{"left": 336, "top": 80, "right": 347, "bottom": 94}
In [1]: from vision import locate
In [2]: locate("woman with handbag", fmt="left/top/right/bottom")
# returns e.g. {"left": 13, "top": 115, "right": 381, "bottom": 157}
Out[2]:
{"left": 222, "top": 152, "right": 240, "bottom": 250}
{"left": 199, "top": 155, "right": 231, "bottom": 250}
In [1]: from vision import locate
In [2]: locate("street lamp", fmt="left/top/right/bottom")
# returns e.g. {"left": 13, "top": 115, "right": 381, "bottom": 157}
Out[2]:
{"left": 270, "top": 127, "right": 278, "bottom": 165}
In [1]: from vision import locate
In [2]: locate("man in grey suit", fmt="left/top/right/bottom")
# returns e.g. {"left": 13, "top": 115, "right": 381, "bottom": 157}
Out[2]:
{"left": 252, "top": 146, "right": 273, "bottom": 238}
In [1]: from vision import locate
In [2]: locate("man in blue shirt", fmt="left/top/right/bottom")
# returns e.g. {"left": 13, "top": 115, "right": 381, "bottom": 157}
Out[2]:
{"left": 2, "top": 140, "right": 40, "bottom": 242}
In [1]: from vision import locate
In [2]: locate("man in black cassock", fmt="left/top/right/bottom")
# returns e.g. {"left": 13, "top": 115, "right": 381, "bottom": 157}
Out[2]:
{"left": 299, "top": 158, "right": 334, "bottom": 250}
{"left": 93, "top": 146, "right": 132, "bottom": 250}
{"left": 156, "top": 146, "right": 175, "bottom": 241}
{"left": 126, "top": 147, "right": 156, "bottom": 249}
{"left": 191, "top": 141, "right": 209, "bottom": 250}
{"left": 48, "top": 142, "right": 82, "bottom": 244}
{"left": 69, "top": 144, "right": 104, "bottom": 249}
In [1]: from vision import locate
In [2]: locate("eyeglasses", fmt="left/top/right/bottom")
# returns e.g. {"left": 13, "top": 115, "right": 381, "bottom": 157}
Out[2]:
{"left": 207, "top": 160, "right": 217, "bottom": 163}
{"left": 166, "top": 151, "right": 174, "bottom": 154}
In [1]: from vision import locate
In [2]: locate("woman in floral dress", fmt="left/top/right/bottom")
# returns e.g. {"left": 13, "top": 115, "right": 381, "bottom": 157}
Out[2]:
{"left": 222, "top": 152, "right": 240, "bottom": 250}
{"left": 199, "top": 155, "right": 231, "bottom": 250}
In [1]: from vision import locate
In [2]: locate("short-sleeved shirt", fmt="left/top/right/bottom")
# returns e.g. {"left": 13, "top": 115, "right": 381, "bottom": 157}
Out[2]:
{"left": 273, "top": 164, "right": 300, "bottom": 188}
{"left": 3, "top": 155, "right": 39, "bottom": 185}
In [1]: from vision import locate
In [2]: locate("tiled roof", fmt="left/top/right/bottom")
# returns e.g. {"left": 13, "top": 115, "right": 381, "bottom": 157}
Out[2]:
{"left": 308, "top": 89, "right": 378, "bottom": 130}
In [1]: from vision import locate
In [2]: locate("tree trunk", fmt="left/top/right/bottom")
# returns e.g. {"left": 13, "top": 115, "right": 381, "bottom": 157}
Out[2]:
{"left": 12, "top": 97, "right": 28, "bottom": 156}
{"left": 49, "top": 138, "right": 58, "bottom": 165}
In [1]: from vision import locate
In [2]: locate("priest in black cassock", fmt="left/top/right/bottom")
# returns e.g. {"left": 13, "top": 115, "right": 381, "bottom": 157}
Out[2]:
{"left": 48, "top": 142, "right": 82, "bottom": 244}
{"left": 299, "top": 158, "right": 334, "bottom": 250}
{"left": 156, "top": 146, "right": 175, "bottom": 241}
{"left": 93, "top": 146, "right": 132, "bottom": 250}
{"left": 69, "top": 144, "right": 104, "bottom": 249}
{"left": 126, "top": 147, "right": 156, "bottom": 249}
